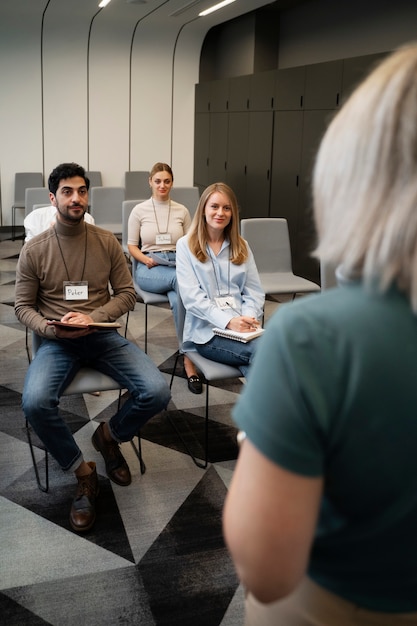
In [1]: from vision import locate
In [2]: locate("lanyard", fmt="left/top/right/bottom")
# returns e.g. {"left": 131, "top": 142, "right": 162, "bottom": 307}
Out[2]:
{"left": 152, "top": 198, "right": 171, "bottom": 234}
{"left": 207, "top": 244, "right": 231, "bottom": 297}
{"left": 54, "top": 225, "right": 88, "bottom": 282}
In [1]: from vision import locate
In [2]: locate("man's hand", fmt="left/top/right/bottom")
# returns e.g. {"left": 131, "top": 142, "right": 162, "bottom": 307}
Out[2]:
{"left": 53, "top": 311, "right": 96, "bottom": 338}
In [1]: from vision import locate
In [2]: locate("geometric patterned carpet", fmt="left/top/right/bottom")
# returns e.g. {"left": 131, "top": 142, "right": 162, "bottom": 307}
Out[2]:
{"left": 0, "top": 231, "right": 284, "bottom": 625}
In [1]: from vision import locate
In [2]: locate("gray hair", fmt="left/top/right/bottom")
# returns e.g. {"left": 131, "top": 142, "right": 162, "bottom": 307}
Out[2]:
{"left": 313, "top": 43, "right": 417, "bottom": 311}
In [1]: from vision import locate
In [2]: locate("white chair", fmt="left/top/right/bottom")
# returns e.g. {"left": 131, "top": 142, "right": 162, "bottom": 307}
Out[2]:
{"left": 26, "top": 332, "right": 145, "bottom": 492}
{"left": 124, "top": 171, "right": 149, "bottom": 201}
{"left": 169, "top": 290, "right": 241, "bottom": 469}
{"left": 89, "top": 186, "right": 125, "bottom": 234}
{"left": 131, "top": 258, "right": 169, "bottom": 354}
{"left": 122, "top": 199, "right": 145, "bottom": 255}
{"left": 11, "top": 172, "right": 44, "bottom": 240}
{"left": 170, "top": 186, "right": 200, "bottom": 218}
{"left": 240, "top": 218, "right": 320, "bottom": 298}
{"left": 24, "top": 187, "right": 50, "bottom": 216}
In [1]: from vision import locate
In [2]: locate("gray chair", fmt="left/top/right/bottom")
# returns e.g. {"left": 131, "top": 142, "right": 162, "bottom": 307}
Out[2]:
{"left": 124, "top": 171, "right": 149, "bottom": 201}
{"left": 24, "top": 187, "right": 50, "bottom": 216}
{"left": 169, "top": 290, "right": 241, "bottom": 469}
{"left": 170, "top": 186, "right": 200, "bottom": 218}
{"left": 89, "top": 186, "right": 124, "bottom": 233}
{"left": 26, "top": 331, "right": 145, "bottom": 492}
{"left": 240, "top": 218, "right": 321, "bottom": 298}
{"left": 122, "top": 199, "right": 145, "bottom": 255}
{"left": 85, "top": 171, "right": 102, "bottom": 188}
{"left": 131, "top": 258, "right": 169, "bottom": 354}
{"left": 11, "top": 173, "right": 44, "bottom": 239}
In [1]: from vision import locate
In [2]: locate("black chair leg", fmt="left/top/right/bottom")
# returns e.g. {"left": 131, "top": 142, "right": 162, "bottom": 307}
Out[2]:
{"left": 144, "top": 304, "right": 148, "bottom": 353}
{"left": 130, "top": 432, "right": 146, "bottom": 474}
{"left": 25, "top": 420, "right": 49, "bottom": 492}
{"left": 168, "top": 352, "right": 208, "bottom": 468}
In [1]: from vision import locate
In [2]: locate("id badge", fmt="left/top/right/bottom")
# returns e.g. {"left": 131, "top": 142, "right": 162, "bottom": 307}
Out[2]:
{"left": 155, "top": 233, "right": 172, "bottom": 245}
{"left": 63, "top": 281, "right": 88, "bottom": 301}
{"left": 215, "top": 296, "right": 236, "bottom": 310}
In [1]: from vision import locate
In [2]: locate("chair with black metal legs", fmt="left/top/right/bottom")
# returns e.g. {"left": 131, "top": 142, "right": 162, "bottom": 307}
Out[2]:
{"left": 131, "top": 258, "right": 169, "bottom": 354}
{"left": 25, "top": 331, "right": 146, "bottom": 493}
{"left": 169, "top": 291, "right": 241, "bottom": 469}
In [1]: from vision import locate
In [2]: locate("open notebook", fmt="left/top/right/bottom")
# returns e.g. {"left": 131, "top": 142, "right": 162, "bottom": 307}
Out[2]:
{"left": 213, "top": 327, "right": 264, "bottom": 343}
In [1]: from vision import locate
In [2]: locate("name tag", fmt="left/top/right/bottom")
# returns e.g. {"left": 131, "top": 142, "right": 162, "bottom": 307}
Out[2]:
{"left": 155, "top": 233, "right": 172, "bottom": 245}
{"left": 215, "top": 296, "right": 236, "bottom": 310}
{"left": 64, "top": 281, "right": 88, "bottom": 301}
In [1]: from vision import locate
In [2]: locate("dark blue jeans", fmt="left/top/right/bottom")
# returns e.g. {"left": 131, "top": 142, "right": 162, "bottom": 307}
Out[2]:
{"left": 22, "top": 330, "right": 171, "bottom": 472}
{"left": 195, "top": 334, "right": 260, "bottom": 378}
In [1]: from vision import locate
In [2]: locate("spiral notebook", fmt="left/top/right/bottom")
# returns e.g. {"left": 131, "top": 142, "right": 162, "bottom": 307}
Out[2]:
{"left": 213, "top": 327, "right": 265, "bottom": 343}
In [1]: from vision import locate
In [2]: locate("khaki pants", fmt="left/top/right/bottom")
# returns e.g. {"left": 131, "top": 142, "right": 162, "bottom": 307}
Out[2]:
{"left": 244, "top": 577, "right": 417, "bottom": 626}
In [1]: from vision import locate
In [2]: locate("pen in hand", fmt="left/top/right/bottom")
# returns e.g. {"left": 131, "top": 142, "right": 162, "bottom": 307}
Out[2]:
{"left": 225, "top": 301, "right": 259, "bottom": 331}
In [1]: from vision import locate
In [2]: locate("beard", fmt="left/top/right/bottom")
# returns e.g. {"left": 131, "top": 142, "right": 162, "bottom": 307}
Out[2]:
{"left": 56, "top": 204, "right": 86, "bottom": 223}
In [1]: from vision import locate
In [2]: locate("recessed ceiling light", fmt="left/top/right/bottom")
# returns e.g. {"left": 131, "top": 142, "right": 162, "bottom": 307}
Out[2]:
{"left": 199, "top": 0, "right": 237, "bottom": 17}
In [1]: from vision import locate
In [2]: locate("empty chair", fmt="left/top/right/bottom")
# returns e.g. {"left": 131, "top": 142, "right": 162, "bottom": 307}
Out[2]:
{"left": 89, "top": 186, "right": 125, "bottom": 234}
{"left": 11, "top": 172, "right": 43, "bottom": 239}
{"left": 170, "top": 186, "right": 200, "bottom": 218}
{"left": 85, "top": 171, "right": 102, "bottom": 188}
{"left": 24, "top": 187, "right": 51, "bottom": 216}
{"left": 122, "top": 199, "right": 145, "bottom": 255}
{"left": 169, "top": 290, "right": 241, "bottom": 469}
{"left": 240, "top": 218, "right": 320, "bottom": 298}
{"left": 124, "top": 171, "right": 149, "bottom": 200}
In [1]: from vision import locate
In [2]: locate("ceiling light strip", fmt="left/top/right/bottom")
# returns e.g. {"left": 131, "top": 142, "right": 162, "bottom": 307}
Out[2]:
{"left": 199, "top": 0, "right": 237, "bottom": 17}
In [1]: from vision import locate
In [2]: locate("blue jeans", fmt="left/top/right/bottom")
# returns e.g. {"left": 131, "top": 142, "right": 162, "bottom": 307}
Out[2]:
{"left": 135, "top": 253, "right": 179, "bottom": 332}
{"left": 22, "top": 331, "right": 171, "bottom": 472}
{"left": 194, "top": 335, "right": 259, "bottom": 378}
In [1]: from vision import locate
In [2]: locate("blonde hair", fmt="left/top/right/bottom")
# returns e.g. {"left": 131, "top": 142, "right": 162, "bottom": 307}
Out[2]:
{"left": 188, "top": 182, "right": 248, "bottom": 264}
{"left": 313, "top": 43, "right": 417, "bottom": 311}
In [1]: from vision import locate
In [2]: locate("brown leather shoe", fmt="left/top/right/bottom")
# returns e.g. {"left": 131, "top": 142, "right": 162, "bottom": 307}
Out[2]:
{"left": 92, "top": 422, "right": 131, "bottom": 486}
{"left": 70, "top": 461, "right": 99, "bottom": 533}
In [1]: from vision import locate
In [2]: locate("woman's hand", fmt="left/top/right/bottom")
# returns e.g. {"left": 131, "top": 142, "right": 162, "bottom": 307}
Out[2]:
{"left": 143, "top": 257, "right": 159, "bottom": 269}
{"left": 227, "top": 316, "right": 260, "bottom": 333}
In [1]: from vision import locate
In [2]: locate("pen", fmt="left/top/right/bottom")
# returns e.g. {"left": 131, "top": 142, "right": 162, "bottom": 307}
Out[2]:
{"left": 225, "top": 301, "right": 259, "bottom": 331}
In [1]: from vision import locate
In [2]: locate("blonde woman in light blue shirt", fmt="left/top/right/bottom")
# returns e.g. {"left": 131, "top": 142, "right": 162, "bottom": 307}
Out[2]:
{"left": 176, "top": 182, "right": 265, "bottom": 378}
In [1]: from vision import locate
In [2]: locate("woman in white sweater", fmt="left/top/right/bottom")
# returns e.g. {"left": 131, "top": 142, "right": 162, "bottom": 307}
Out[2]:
{"left": 127, "top": 162, "right": 202, "bottom": 394}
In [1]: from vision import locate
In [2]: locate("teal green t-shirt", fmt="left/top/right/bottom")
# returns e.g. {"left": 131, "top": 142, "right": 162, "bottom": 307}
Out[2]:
{"left": 232, "top": 283, "right": 417, "bottom": 611}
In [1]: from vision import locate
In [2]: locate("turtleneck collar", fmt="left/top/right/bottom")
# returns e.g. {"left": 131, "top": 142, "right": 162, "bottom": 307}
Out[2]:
{"left": 54, "top": 217, "right": 87, "bottom": 237}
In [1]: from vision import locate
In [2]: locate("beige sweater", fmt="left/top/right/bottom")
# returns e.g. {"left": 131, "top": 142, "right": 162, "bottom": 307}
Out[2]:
{"left": 15, "top": 219, "right": 136, "bottom": 338}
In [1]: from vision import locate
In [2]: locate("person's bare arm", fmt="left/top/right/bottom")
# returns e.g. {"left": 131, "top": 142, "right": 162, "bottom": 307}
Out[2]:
{"left": 223, "top": 438, "right": 323, "bottom": 603}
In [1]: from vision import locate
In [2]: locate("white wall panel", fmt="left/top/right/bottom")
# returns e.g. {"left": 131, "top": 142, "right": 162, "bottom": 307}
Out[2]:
{"left": 42, "top": 0, "right": 97, "bottom": 183}
{"left": 0, "top": 0, "right": 45, "bottom": 225}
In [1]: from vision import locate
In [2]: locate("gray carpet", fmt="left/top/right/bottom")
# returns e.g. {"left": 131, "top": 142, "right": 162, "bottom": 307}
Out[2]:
{"left": 0, "top": 232, "right": 287, "bottom": 625}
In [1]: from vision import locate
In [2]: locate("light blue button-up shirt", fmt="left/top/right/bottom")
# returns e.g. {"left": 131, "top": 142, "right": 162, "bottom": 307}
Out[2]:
{"left": 176, "top": 234, "right": 265, "bottom": 348}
